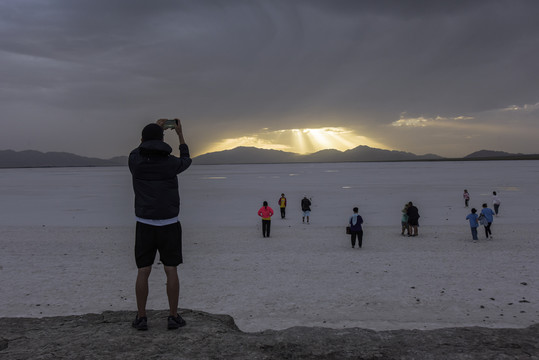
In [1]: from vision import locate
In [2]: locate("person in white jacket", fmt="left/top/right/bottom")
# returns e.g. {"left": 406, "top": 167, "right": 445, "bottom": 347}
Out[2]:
{"left": 492, "top": 191, "right": 501, "bottom": 216}
{"left": 349, "top": 207, "right": 364, "bottom": 248}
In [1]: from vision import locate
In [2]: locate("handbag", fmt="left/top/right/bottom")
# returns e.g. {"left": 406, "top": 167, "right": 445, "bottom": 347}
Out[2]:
{"left": 478, "top": 214, "right": 488, "bottom": 226}
{"left": 346, "top": 226, "right": 351, "bottom": 234}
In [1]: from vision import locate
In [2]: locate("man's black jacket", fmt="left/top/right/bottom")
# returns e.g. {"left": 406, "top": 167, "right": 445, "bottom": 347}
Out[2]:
{"left": 129, "top": 140, "right": 192, "bottom": 220}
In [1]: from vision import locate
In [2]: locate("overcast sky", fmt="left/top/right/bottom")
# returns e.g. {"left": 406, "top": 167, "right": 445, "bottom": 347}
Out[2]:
{"left": 1, "top": 0, "right": 539, "bottom": 158}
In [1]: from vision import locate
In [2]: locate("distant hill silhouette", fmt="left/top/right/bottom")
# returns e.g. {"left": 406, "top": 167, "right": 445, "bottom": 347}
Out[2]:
{"left": 192, "top": 147, "right": 300, "bottom": 165}
{"left": 0, "top": 150, "right": 127, "bottom": 168}
{"left": 334, "top": 146, "right": 443, "bottom": 162}
{"left": 464, "top": 150, "right": 539, "bottom": 160}
{"left": 193, "top": 145, "right": 443, "bottom": 164}
{"left": 465, "top": 150, "right": 519, "bottom": 158}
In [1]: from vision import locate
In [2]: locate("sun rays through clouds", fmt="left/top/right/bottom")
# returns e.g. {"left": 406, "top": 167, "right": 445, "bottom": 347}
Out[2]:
{"left": 202, "top": 127, "right": 389, "bottom": 155}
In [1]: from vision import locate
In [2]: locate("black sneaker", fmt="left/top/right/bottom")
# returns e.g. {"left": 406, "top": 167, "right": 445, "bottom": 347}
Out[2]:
{"left": 132, "top": 315, "right": 148, "bottom": 331}
{"left": 167, "top": 314, "right": 186, "bottom": 329}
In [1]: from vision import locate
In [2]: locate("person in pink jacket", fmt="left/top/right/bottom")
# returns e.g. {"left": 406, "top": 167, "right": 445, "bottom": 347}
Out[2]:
{"left": 258, "top": 201, "right": 274, "bottom": 238}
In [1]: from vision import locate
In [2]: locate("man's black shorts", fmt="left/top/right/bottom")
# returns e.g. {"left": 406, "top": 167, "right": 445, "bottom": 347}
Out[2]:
{"left": 135, "top": 221, "right": 183, "bottom": 268}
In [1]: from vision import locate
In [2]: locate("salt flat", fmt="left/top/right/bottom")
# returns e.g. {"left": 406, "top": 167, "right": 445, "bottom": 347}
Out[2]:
{"left": 0, "top": 161, "right": 537, "bottom": 332}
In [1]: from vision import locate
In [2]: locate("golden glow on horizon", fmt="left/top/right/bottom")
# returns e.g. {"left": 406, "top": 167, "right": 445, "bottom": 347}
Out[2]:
{"left": 201, "top": 127, "right": 389, "bottom": 155}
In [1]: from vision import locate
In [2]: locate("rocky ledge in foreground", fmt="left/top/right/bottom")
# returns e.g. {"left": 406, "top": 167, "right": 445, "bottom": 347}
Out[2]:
{"left": 1, "top": 310, "right": 538, "bottom": 359}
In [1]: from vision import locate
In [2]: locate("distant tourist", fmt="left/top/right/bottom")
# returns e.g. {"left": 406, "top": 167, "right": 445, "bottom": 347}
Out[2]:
{"left": 278, "top": 193, "right": 287, "bottom": 219}
{"left": 492, "top": 191, "right": 501, "bottom": 215}
{"left": 401, "top": 203, "right": 410, "bottom": 236}
{"left": 129, "top": 119, "right": 192, "bottom": 331}
{"left": 466, "top": 208, "right": 479, "bottom": 241}
{"left": 258, "top": 201, "right": 274, "bottom": 238}
{"left": 301, "top": 195, "right": 312, "bottom": 223}
{"left": 463, "top": 189, "right": 470, "bottom": 208}
{"left": 480, "top": 203, "right": 495, "bottom": 239}
{"left": 349, "top": 207, "right": 364, "bottom": 248}
{"left": 406, "top": 202, "right": 420, "bottom": 236}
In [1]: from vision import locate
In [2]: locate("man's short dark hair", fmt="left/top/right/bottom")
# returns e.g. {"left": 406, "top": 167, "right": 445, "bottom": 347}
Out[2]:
{"left": 142, "top": 123, "right": 164, "bottom": 141}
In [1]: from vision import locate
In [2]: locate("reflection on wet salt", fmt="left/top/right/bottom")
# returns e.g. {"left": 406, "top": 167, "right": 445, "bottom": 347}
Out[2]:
{"left": 202, "top": 176, "right": 227, "bottom": 180}
{"left": 501, "top": 186, "right": 519, "bottom": 191}
{"left": 342, "top": 186, "right": 352, "bottom": 189}
{"left": 289, "top": 174, "right": 299, "bottom": 176}
{"left": 325, "top": 170, "right": 339, "bottom": 173}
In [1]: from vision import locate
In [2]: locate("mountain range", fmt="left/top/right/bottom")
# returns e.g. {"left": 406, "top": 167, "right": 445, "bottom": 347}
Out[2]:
{"left": 192, "top": 146, "right": 444, "bottom": 164}
{"left": 462, "top": 150, "right": 538, "bottom": 159}
{"left": 193, "top": 147, "right": 539, "bottom": 164}
{"left": 0, "top": 150, "right": 127, "bottom": 168}
{"left": 1, "top": 147, "right": 538, "bottom": 168}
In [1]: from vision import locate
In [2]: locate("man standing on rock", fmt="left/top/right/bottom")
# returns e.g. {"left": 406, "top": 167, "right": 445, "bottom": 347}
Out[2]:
{"left": 128, "top": 119, "right": 192, "bottom": 330}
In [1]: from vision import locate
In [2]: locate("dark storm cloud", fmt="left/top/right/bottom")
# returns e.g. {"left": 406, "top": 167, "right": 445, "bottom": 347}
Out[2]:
{"left": 1, "top": 0, "right": 538, "bottom": 157}
{"left": 302, "top": 0, "right": 539, "bottom": 112}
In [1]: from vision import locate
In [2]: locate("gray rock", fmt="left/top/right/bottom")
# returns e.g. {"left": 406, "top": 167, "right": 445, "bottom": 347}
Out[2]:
{"left": 1, "top": 309, "right": 538, "bottom": 359}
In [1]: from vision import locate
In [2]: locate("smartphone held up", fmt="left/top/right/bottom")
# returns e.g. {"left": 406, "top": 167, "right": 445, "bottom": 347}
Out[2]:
{"left": 163, "top": 119, "right": 178, "bottom": 129}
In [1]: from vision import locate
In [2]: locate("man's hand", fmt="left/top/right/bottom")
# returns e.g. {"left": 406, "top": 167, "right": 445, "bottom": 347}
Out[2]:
{"left": 173, "top": 118, "right": 183, "bottom": 135}
{"left": 173, "top": 118, "right": 186, "bottom": 144}
{"left": 155, "top": 118, "right": 185, "bottom": 144}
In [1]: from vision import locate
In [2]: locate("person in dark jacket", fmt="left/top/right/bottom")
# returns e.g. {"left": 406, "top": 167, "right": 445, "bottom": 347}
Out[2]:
{"left": 349, "top": 207, "right": 364, "bottom": 248}
{"left": 128, "top": 119, "right": 192, "bottom": 331}
{"left": 406, "top": 201, "right": 420, "bottom": 237}
{"left": 301, "top": 195, "right": 311, "bottom": 223}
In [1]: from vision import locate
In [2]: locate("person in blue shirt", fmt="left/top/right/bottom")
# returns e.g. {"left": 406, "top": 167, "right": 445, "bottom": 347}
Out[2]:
{"left": 349, "top": 207, "right": 364, "bottom": 248}
{"left": 401, "top": 203, "right": 410, "bottom": 236}
{"left": 480, "top": 203, "right": 495, "bottom": 239}
{"left": 465, "top": 208, "right": 479, "bottom": 241}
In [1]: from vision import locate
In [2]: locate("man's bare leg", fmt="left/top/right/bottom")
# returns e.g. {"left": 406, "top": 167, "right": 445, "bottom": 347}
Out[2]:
{"left": 164, "top": 265, "right": 179, "bottom": 317}
{"left": 135, "top": 266, "right": 152, "bottom": 317}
